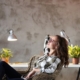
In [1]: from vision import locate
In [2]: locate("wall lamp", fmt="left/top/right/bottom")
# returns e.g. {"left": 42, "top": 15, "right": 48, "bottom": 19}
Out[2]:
{"left": 7, "top": 29, "right": 17, "bottom": 41}
{"left": 60, "top": 30, "right": 71, "bottom": 45}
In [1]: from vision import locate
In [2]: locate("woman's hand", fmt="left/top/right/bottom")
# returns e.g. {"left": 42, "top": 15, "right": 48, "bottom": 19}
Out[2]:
{"left": 25, "top": 70, "right": 35, "bottom": 79}
{"left": 25, "top": 68, "right": 41, "bottom": 79}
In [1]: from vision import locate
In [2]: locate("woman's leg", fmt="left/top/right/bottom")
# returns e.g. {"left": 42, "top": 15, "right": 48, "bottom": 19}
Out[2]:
{"left": 0, "top": 61, "right": 5, "bottom": 80}
{"left": 8, "top": 78, "right": 24, "bottom": 80}
{"left": 0, "top": 61, "right": 22, "bottom": 80}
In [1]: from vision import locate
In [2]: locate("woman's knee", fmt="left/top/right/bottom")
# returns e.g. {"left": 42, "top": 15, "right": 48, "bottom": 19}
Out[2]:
{"left": 0, "top": 61, "right": 6, "bottom": 65}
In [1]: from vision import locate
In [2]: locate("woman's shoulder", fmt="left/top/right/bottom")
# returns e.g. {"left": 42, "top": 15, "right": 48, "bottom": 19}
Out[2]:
{"left": 51, "top": 55, "right": 61, "bottom": 63}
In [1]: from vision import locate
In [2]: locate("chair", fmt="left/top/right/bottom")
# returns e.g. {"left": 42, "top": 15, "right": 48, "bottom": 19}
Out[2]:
{"left": 20, "top": 55, "right": 63, "bottom": 80}
{"left": 2, "top": 55, "right": 63, "bottom": 80}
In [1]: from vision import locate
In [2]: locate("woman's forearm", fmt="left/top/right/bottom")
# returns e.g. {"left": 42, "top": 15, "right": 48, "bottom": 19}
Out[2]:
{"left": 25, "top": 68, "right": 41, "bottom": 79}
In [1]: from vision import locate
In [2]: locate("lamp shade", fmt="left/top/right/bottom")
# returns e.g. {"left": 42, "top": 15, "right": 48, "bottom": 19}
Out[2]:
{"left": 7, "top": 30, "right": 17, "bottom": 41}
{"left": 60, "top": 30, "right": 70, "bottom": 43}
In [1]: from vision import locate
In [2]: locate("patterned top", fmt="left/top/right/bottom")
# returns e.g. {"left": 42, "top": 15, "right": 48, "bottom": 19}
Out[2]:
{"left": 33, "top": 54, "right": 61, "bottom": 74}
{"left": 43, "top": 35, "right": 50, "bottom": 55}
{"left": 32, "top": 35, "right": 61, "bottom": 74}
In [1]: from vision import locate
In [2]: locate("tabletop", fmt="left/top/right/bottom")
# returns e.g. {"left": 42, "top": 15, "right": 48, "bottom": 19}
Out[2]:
{"left": 9, "top": 63, "right": 28, "bottom": 67}
{"left": 9, "top": 62, "right": 80, "bottom": 68}
{"left": 68, "top": 63, "right": 80, "bottom": 67}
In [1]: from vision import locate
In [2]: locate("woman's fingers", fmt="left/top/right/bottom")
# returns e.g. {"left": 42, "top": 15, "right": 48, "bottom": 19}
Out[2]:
{"left": 25, "top": 70, "right": 36, "bottom": 79}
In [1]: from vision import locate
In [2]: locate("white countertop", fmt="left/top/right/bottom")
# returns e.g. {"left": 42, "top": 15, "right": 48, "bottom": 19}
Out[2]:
{"left": 8, "top": 62, "right": 80, "bottom": 71}
{"left": 68, "top": 63, "right": 80, "bottom": 67}
{"left": 9, "top": 63, "right": 28, "bottom": 67}
{"left": 9, "top": 63, "right": 80, "bottom": 68}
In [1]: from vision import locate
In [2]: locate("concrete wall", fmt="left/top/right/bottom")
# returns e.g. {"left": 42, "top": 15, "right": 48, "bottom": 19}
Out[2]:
{"left": 0, "top": 0, "right": 80, "bottom": 80}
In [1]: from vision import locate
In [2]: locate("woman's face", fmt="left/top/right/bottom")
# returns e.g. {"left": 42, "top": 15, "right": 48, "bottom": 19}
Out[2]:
{"left": 47, "top": 36, "right": 58, "bottom": 49}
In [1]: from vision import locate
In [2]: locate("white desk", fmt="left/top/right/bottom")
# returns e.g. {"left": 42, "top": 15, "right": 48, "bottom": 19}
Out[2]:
{"left": 68, "top": 63, "right": 80, "bottom": 67}
{"left": 9, "top": 63, "right": 80, "bottom": 68}
{"left": 68, "top": 63, "right": 80, "bottom": 80}
{"left": 9, "top": 63, "right": 29, "bottom": 71}
{"left": 9, "top": 63, "right": 28, "bottom": 67}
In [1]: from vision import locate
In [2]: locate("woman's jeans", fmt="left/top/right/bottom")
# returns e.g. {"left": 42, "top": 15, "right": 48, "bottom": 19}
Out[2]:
{"left": 0, "top": 61, "right": 24, "bottom": 80}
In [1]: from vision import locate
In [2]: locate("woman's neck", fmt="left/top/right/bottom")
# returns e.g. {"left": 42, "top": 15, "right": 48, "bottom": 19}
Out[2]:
{"left": 48, "top": 49, "right": 55, "bottom": 56}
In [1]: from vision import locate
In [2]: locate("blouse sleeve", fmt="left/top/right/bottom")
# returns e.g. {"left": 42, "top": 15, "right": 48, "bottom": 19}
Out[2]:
{"left": 41, "top": 58, "right": 61, "bottom": 73}
{"left": 43, "top": 35, "right": 50, "bottom": 55}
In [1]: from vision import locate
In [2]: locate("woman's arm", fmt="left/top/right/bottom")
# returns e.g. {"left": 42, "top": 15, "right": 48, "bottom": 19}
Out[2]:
{"left": 25, "top": 68, "right": 41, "bottom": 79}
{"left": 41, "top": 58, "right": 61, "bottom": 73}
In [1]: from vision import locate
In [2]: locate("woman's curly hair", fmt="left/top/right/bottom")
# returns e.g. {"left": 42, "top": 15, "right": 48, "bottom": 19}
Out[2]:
{"left": 55, "top": 35, "right": 69, "bottom": 67}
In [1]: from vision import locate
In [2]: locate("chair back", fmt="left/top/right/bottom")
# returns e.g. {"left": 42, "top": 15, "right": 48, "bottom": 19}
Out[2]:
{"left": 27, "top": 55, "right": 63, "bottom": 80}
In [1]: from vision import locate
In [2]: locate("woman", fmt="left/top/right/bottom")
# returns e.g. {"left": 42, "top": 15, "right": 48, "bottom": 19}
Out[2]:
{"left": 0, "top": 35, "right": 69, "bottom": 80}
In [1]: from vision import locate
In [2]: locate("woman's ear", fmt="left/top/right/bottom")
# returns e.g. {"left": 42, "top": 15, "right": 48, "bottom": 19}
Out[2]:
{"left": 55, "top": 42, "right": 59, "bottom": 49}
